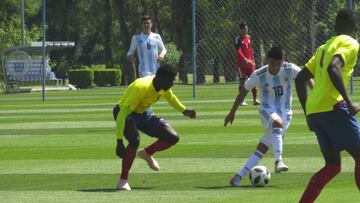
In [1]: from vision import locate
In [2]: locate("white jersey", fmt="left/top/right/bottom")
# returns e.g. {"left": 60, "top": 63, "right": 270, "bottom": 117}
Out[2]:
{"left": 245, "top": 62, "right": 301, "bottom": 116}
{"left": 127, "top": 32, "right": 166, "bottom": 77}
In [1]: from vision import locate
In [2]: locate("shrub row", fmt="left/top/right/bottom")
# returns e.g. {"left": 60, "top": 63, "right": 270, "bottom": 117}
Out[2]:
{"left": 68, "top": 69, "right": 121, "bottom": 89}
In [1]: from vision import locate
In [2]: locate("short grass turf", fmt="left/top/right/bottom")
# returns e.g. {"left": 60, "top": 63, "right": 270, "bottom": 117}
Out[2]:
{"left": 0, "top": 84, "right": 360, "bottom": 203}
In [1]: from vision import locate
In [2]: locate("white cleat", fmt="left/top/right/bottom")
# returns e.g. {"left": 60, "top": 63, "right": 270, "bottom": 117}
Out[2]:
{"left": 240, "top": 101, "right": 248, "bottom": 106}
{"left": 117, "top": 179, "right": 131, "bottom": 191}
{"left": 275, "top": 160, "right": 289, "bottom": 174}
{"left": 137, "top": 148, "right": 160, "bottom": 171}
{"left": 230, "top": 175, "right": 242, "bottom": 187}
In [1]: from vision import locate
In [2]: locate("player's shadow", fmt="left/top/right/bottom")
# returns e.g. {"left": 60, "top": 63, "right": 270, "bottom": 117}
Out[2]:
{"left": 195, "top": 185, "right": 276, "bottom": 189}
{"left": 78, "top": 186, "right": 154, "bottom": 192}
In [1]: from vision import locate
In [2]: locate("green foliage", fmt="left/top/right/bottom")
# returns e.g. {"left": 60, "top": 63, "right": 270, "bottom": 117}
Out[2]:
{"left": 164, "top": 42, "right": 183, "bottom": 65}
{"left": 94, "top": 69, "right": 121, "bottom": 86}
{"left": 68, "top": 69, "right": 94, "bottom": 89}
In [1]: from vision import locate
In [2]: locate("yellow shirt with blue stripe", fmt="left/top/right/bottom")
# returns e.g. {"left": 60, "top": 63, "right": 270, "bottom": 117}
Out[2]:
{"left": 305, "top": 35, "right": 359, "bottom": 115}
{"left": 116, "top": 75, "right": 186, "bottom": 139}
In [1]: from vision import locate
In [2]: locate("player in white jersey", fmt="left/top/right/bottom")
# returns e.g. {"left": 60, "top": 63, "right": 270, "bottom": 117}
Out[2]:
{"left": 127, "top": 15, "right": 167, "bottom": 77}
{"left": 224, "top": 47, "right": 301, "bottom": 187}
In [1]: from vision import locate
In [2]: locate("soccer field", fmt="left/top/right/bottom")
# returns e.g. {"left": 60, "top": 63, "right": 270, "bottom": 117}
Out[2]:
{"left": 0, "top": 85, "right": 359, "bottom": 203}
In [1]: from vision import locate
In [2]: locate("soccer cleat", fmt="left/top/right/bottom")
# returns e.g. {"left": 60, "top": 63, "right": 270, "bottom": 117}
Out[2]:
{"left": 117, "top": 179, "right": 131, "bottom": 191}
{"left": 137, "top": 148, "right": 160, "bottom": 171}
{"left": 240, "top": 101, "right": 248, "bottom": 106}
{"left": 253, "top": 100, "right": 261, "bottom": 105}
{"left": 275, "top": 160, "right": 289, "bottom": 174}
{"left": 230, "top": 174, "right": 242, "bottom": 187}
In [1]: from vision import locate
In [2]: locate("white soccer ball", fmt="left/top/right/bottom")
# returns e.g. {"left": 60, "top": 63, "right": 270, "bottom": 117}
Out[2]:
{"left": 249, "top": 165, "right": 271, "bottom": 187}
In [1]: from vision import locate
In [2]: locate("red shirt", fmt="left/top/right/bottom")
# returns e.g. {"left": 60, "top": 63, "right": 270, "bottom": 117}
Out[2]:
{"left": 235, "top": 35, "right": 254, "bottom": 69}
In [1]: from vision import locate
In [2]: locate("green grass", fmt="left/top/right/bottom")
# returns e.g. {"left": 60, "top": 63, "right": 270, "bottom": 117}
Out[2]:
{"left": 0, "top": 84, "right": 360, "bottom": 202}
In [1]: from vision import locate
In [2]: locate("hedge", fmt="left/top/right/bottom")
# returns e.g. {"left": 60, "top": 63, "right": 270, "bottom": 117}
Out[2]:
{"left": 94, "top": 69, "right": 121, "bottom": 86}
{"left": 68, "top": 69, "right": 94, "bottom": 89}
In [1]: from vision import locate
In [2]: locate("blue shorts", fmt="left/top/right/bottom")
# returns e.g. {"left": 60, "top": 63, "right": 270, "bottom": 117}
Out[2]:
{"left": 308, "top": 105, "right": 360, "bottom": 151}
{"left": 113, "top": 105, "right": 167, "bottom": 137}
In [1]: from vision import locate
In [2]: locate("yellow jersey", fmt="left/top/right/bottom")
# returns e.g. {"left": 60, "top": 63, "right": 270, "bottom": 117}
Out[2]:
{"left": 305, "top": 35, "right": 359, "bottom": 115}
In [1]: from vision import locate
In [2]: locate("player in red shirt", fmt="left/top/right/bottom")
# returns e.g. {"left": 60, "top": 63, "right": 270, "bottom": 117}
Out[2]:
{"left": 234, "top": 22, "right": 260, "bottom": 106}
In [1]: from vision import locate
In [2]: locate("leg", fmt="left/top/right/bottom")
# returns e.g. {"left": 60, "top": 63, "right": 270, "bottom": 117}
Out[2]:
{"left": 252, "top": 87, "right": 260, "bottom": 105}
{"left": 271, "top": 118, "right": 289, "bottom": 173}
{"left": 300, "top": 114, "right": 341, "bottom": 202}
{"left": 144, "top": 123, "right": 179, "bottom": 155}
{"left": 118, "top": 119, "right": 140, "bottom": 190}
{"left": 138, "top": 116, "right": 180, "bottom": 171}
{"left": 346, "top": 146, "right": 360, "bottom": 190}
{"left": 230, "top": 142, "right": 269, "bottom": 187}
{"left": 238, "top": 78, "right": 248, "bottom": 106}
{"left": 299, "top": 149, "right": 341, "bottom": 203}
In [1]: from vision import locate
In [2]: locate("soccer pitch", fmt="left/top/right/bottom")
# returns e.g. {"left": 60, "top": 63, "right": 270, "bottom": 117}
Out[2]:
{"left": 0, "top": 84, "right": 359, "bottom": 203}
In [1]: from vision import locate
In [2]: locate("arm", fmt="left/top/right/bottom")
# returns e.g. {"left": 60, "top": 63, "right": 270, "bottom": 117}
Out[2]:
{"left": 295, "top": 68, "right": 313, "bottom": 115}
{"left": 158, "top": 36, "right": 167, "bottom": 62}
{"left": 328, "top": 55, "right": 360, "bottom": 115}
{"left": 163, "top": 90, "right": 196, "bottom": 118}
{"left": 115, "top": 106, "right": 133, "bottom": 158}
{"left": 115, "top": 106, "right": 133, "bottom": 140}
{"left": 127, "top": 36, "right": 137, "bottom": 63}
{"left": 224, "top": 86, "right": 249, "bottom": 127}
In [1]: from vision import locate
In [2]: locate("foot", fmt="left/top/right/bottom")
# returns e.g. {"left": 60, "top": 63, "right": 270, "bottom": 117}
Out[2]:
{"left": 230, "top": 174, "right": 242, "bottom": 187}
{"left": 275, "top": 160, "right": 289, "bottom": 174}
{"left": 137, "top": 148, "right": 160, "bottom": 171}
{"left": 240, "top": 101, "right": 248, "bottom": 106}
{"left": 253, "top": 100, "right": 260, "bottom": 105}
{"left": 117, "top": 179, "right": 131, "bottom": 191}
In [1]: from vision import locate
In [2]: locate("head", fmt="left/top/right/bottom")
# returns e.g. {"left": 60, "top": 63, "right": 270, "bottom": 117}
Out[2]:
{"left": 141, "top": 15, "right": 153, "bottom": 33}
{"left": 267, "top": 46, "right": 284, "bottom": 73}
{"left": 153, "top": 64, "right": 177, "bottom": 91}
{"left": 239, "top": 22, "right": 248, "bottom": 36}
{"left": 335, "top": 9, "right": 357, "bottom": 35}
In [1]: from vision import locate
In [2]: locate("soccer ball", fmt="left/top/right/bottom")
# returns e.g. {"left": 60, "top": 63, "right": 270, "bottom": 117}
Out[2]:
{"left": 249, "top": 165, "right": 271, "bottom": 187}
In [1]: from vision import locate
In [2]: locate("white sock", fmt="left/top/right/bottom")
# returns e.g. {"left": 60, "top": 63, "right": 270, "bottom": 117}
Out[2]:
{"left": 272, "top": 128, "right": 284, "bottom": 161}
{"left": 237, "top": 150, "right": 264, "bottom": 178}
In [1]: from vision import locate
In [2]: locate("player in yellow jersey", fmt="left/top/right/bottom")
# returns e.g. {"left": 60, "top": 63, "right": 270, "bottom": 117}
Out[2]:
{"left": 113, "top": 64, "right": 196, "bottom": 191}
{"left": 295, "top": 9, "right": 360, "bottom": 202}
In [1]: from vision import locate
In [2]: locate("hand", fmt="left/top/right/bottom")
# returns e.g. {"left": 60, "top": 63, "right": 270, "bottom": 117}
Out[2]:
{"left": 158, "top": 55, "right": 165, "bottom": 62}
{"left": 224, "top": 112, "right": 235, "bottom": 127}
{"left": 116, "top": 139, "right": 126, "bottom": 158}
{"left": 348, "top": 102, "right": 360, "bottom": 116}
{"left": 183, "top": 109, "right": 196, "bottom": 119}
{"left": 127, "top": 55, "right": 135, "bottom": 63}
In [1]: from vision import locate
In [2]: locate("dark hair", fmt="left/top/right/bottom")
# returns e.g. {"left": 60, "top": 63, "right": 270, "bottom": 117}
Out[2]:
{"left": 240, "top": 22, "right": 247, "bottom": 29}
{"left": 267, "top": 46, "right": 284, "bottom": 60}
{"left": 156, "top": 64, "right": 177, "bottom": 78}
{"left": 335, "top": 9, "right": 357, "bottom": 34}
{"left": 141, "top": 15, "right": 152, "bottom": 22}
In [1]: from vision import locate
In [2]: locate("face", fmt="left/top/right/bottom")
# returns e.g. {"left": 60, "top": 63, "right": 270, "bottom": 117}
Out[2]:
{"left": 158, "top": 76, "right": 175, "bottom": 91}
{"left": 267, "top": 58, "right": 283, "bottom": 73}
{"left": 240, "top": 26, "right": 248, "bottom": 35}
{"left": 142, "top": 19, "right": 152, "bottom": 32}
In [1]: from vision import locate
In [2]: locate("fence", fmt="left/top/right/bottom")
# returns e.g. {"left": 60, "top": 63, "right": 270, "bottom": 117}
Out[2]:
{"left": 193, "top": 0, "right": 352, "bottom": 84}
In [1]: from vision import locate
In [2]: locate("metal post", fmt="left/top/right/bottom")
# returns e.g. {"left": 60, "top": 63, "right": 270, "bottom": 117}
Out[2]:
{"left": 192, "top": 0, "right": 196, "bottom": 98}
{"left": 21, "top": 0, "right": 25, "bottom": 45}
{"left": 41, "top": 0, "right": 46, "bottom": 102}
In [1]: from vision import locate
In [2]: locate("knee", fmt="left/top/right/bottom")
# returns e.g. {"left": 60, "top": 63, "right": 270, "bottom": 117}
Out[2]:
{"left": 127, "top": 136, "right": 140, "bottom": 148}
{"left": 272, "top": 119, "right": 284, "bottom": 129}
{"left": 124, "top": 119, "right": 140, "bottom": 148}
{"left": 166, "top": 133, "right": 180, "bottom": 145}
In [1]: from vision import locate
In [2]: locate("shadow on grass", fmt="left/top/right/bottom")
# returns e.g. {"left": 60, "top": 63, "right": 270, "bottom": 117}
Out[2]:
{"left": 195, "top": 185, "right": 276, "bottom": 189}
{"left": 78, "top": 186, "right": 154, "bottom": 192}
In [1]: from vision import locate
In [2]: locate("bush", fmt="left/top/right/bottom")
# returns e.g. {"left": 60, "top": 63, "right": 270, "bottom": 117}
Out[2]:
{"left": 164, "top": 42, "right": 183, "bottom": 65}
{"left": 94, "top": 69, "right": 121, "bottom": 86}
{"left": 68, "top": 69, "right": 94, "bottom": 89}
